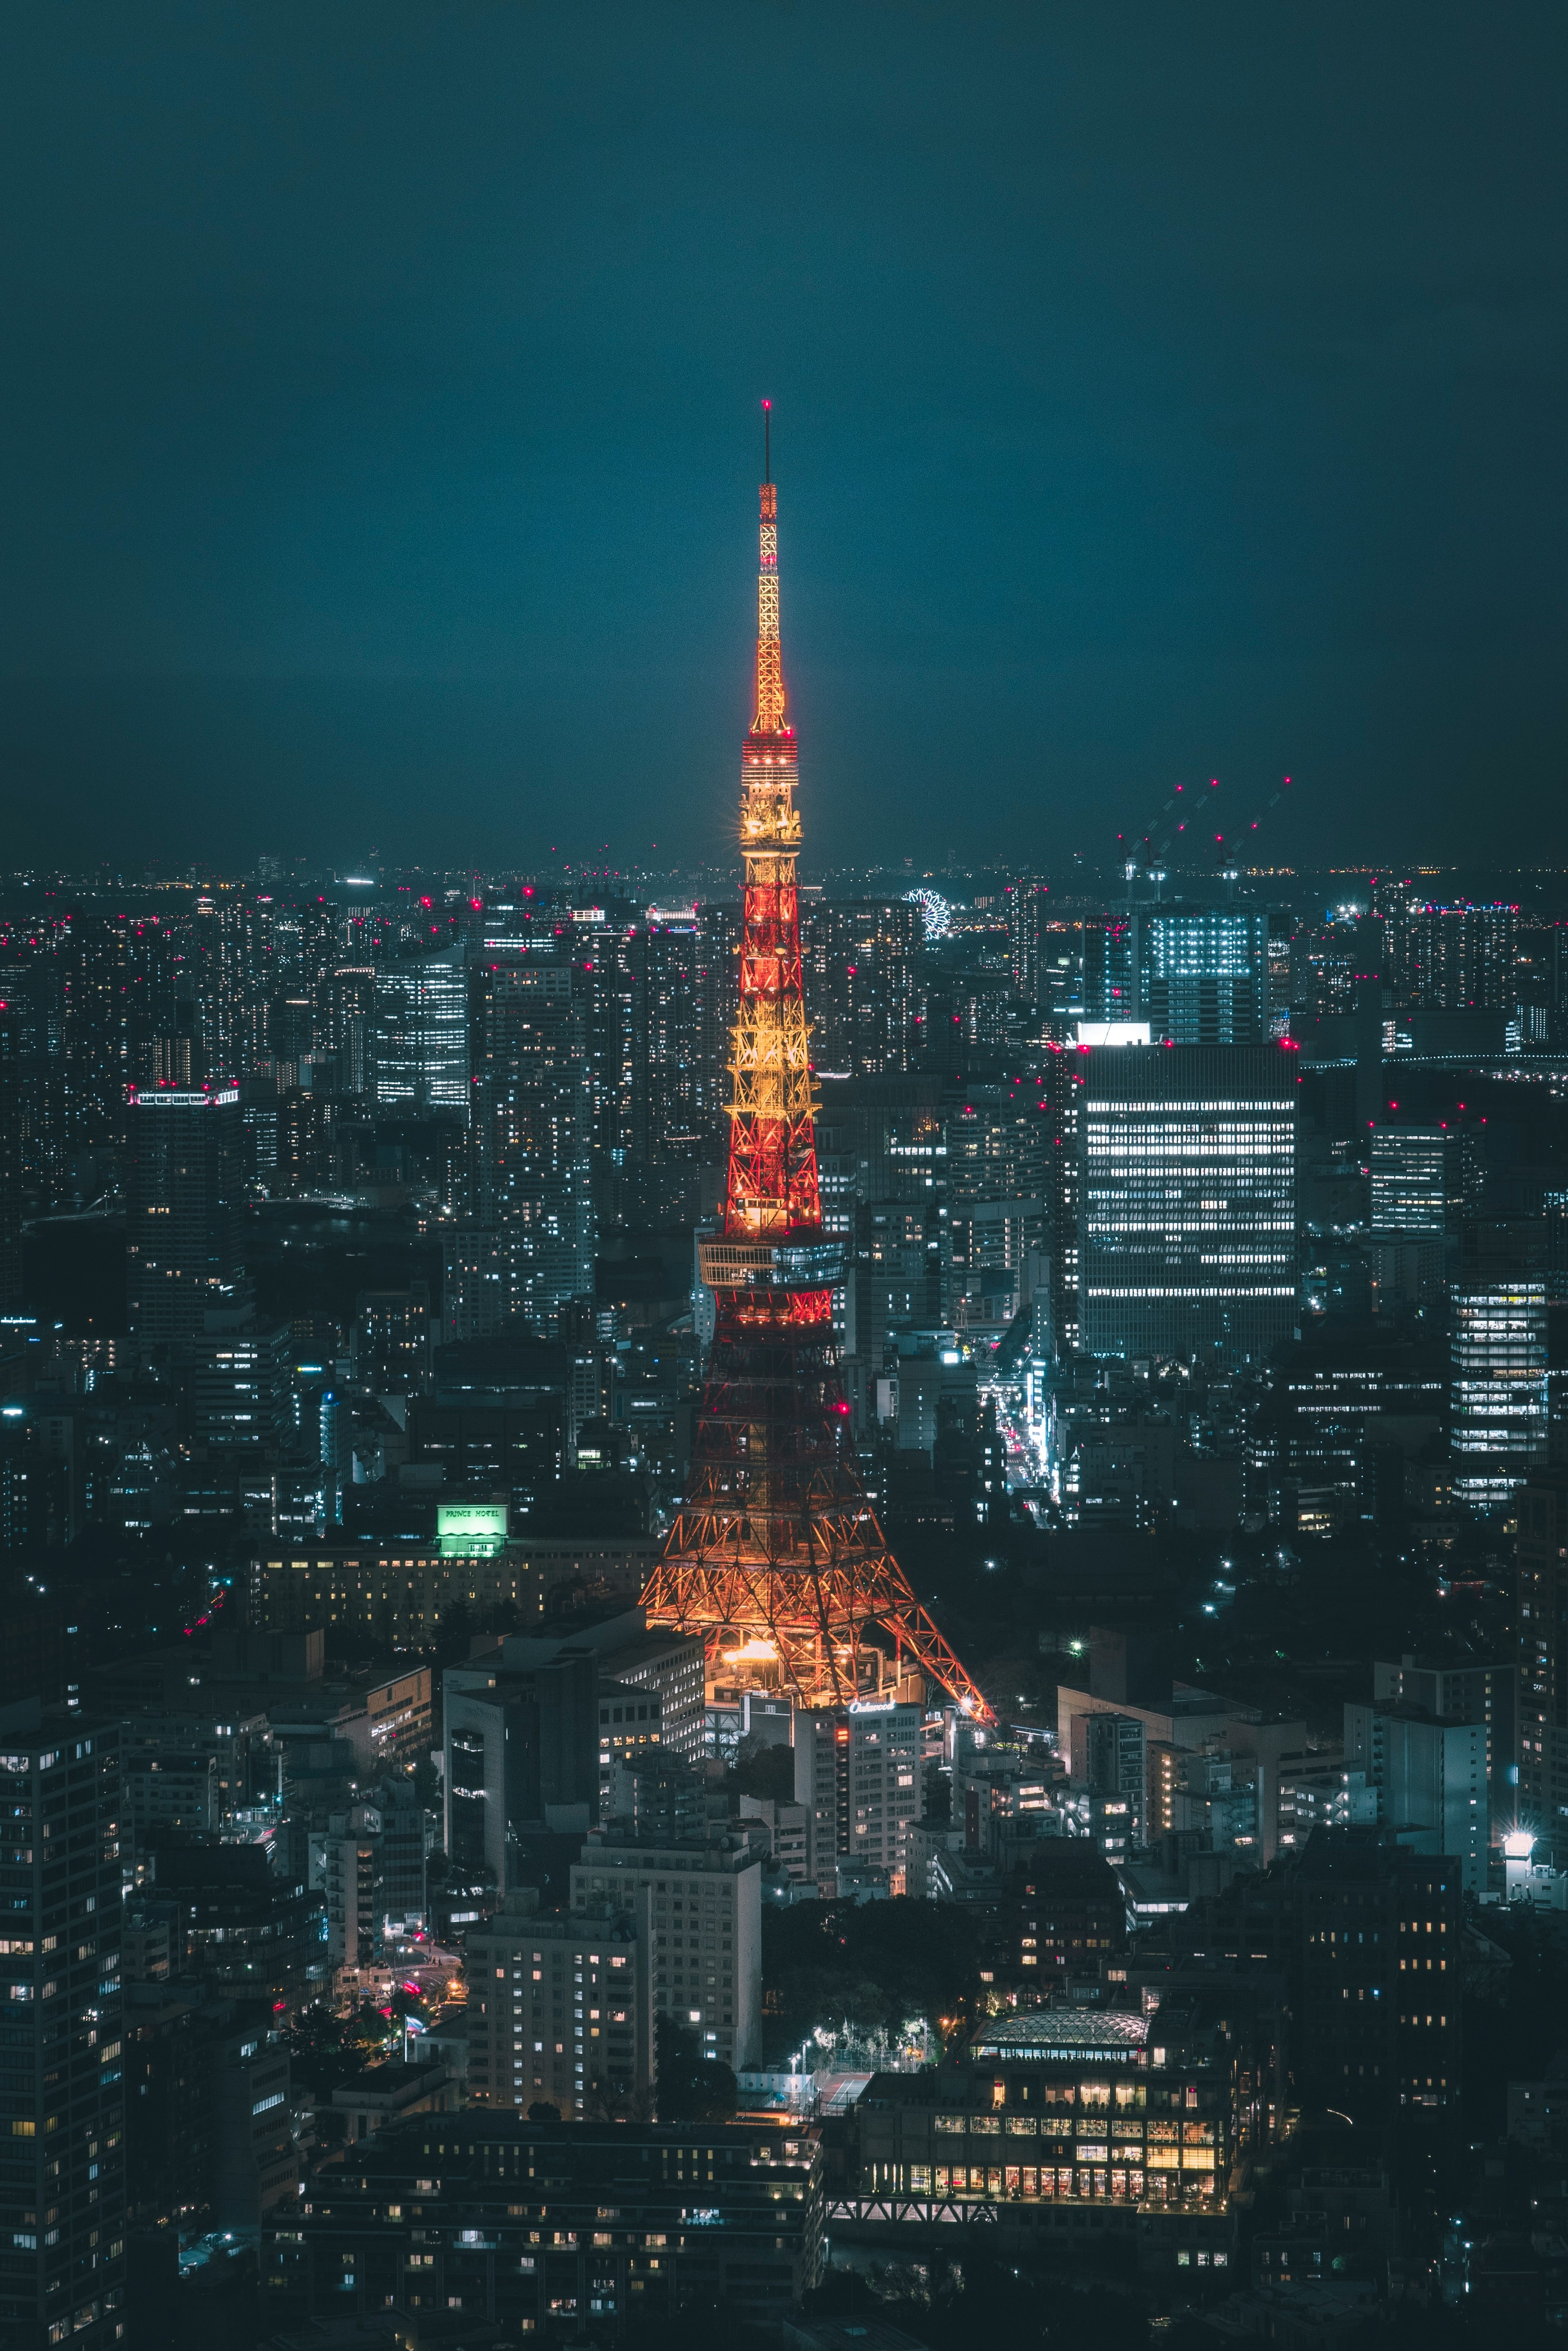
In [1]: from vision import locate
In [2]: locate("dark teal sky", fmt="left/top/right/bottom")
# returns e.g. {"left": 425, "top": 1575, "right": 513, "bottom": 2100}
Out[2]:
{"left": 0, "top": 2, "right": 1565, "bottom": 873}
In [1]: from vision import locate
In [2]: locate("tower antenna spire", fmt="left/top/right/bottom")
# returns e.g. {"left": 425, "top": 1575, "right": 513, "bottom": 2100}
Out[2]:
{"left": 639, "top": 414, "right": 993, "bottom": 1727}
{"left": 762, "top": 397, "right": 771, "bottom": 484}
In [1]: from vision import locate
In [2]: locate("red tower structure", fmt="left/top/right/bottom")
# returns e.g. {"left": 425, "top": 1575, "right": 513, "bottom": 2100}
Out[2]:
{"left": 641, "top": 414, "right": 992, "bottom": 1720}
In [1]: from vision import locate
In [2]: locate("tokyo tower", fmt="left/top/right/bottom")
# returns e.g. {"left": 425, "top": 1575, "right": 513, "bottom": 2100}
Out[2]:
{"left": 641, "top": 410, "right": 993, "bottom": 1721}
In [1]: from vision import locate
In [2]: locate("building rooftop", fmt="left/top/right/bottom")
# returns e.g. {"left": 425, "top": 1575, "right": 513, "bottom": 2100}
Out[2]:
{"left": 969, "top": 2009, "right": 1150, "bottom": 2059}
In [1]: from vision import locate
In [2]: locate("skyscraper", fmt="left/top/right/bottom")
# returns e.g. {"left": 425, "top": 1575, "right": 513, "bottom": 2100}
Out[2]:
{"left": 469, "top": 953, "right": 595, "bottom": 1324}
{"left": 1450, "top": 1220, "right": 1548, "bottom": 1511}
{"left": 641, "top": 417, "right": 988, "bottom": 1719}
{"left": 0, "top": 1701, "right": 125, "bottom": 2351}
{"left": 0, "top": 1006, "right": 24, "bottom": 1315}
{"left": 566, "top": 908, "right": 637, "bottom": 1178}
{"left": 1084, "top": 908, "right": 1269, "bottom": 1042}
{"left": 1140, "top": 910, "right": 1269, "bottom": 1043}
{"left": 123, "top": 1083, "right": 246, "bottom": 1341}
{"left": 795, "top": 1699, "right": 923, "bottom": 1894}
{"left": 1078, "top": 1043, "right": 1297, "bottom": 1367}
{"left": 630, "top": 915, "right": 705, "bottom": 1160}
{"left": 1516, "top": 1468, "right": 1568, "bottom": 1831}
{"left": 1382, "top": 899, "right": 1517, "bottom": 1013}
{"left": 1369, "top": 1126, "right": 1455, "bottom": 1235}
{"left": 372, "top": 950, "right": 470, "bottom": 1116}
{"left": 800, "top": 899, "right": 922, "bottom": 1077}
{"left": 1006, "top": 881, "right": 1053, "bottom": 1011}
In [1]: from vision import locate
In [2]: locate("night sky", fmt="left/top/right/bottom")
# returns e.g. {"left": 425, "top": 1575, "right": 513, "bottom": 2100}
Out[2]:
{"left": 1, "top": 3, "right": 1565, "bottom": 876}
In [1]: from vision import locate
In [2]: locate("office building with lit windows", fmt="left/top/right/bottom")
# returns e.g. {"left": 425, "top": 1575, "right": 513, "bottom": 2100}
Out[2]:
{"left": 1079, "top": 908, "right": 1269, "bottom": 1041}
{"left": 1382, "top": 899, "right": 1517, "bottom": 1013}
{"left": 1079, "top": 1045, "right": 1296, "bottom": 1367}
{"left": 464, "top": 1891, "right": 653, "bottom": 2116}
{"left": 1369, "top": 1126, "right": 1455, "bottom": 1236}
{"left": 123, "top": 1082, "right": 245, "bottom": 1341}
{"left": 568, "top": 1827, "right": 762, "bottom": 2074}
{"left": 1140, "top": 910, "right": 1269, "bottom": 1044}
{"left": 372, "top": 950, "right": 470, "bottom": 1117}
{"left": 795, "top": 1700, "right": 922, "bottom": 1896}
{"left": 1450, "top": 1222, "right": 1548, "bottom": 1510}
{"left": 1516, "top": 1469, "right": 1568, "bottom": 1832}
{"left": 468, "top": 951, "right": 596, "bottom": 1322}
{"left": 0, "top": 1702, "right": 125, "bottom": 2351}
{"left": 844, "top": 1995, "right": 1265, "bottom": 2273}
{"left": 261, "top": 2114, "right": 823, "bottom": 2330}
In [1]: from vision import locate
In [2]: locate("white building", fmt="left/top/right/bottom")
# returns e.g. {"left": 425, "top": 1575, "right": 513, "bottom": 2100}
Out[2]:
{"left": 569, "top": 1828, "right": 763, "bottom": 2074}
{"left": 796, "top": 1700, "right": 922, "bottom": 1896}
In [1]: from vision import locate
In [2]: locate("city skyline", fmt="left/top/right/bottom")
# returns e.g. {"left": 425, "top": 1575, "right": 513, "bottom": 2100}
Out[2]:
{"left": 2, "top": 14, "right": 1567, "bottom": 2345}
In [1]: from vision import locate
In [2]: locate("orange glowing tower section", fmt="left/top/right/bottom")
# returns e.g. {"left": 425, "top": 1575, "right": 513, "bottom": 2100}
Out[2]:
{"left": 641, "top": 410, "right": 992, "bottom": 1720}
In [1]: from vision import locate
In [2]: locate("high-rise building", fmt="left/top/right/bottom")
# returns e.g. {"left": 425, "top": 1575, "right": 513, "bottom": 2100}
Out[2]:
{"left": 442, "top": 1648, "right": 601, "bottom": 1890}
{"left": 350, "top": 1287, "right": 432, "bottom": 1395}
{"left": 800, "top": 900, "right": 922, "bottom": 1077}
{"left": 469, "top": 954, "right": 596, "bottom": 1324}
{"left": 1078, "top": 1044, "right": 1297, "bottom": 1367}
{"left": 123, "top": 1083, "right": 246, "bottom": 1341}
{"left": 465, "top": 1891, "right": 654, "bottom": 2116}
{"left": 318, "top": 965, "right": 375, "bottom": 1094}
{"left": 566, "top": 910, "right": 637, "bottom": 1176}
{"left": 641, "top": 426, "right": 989, "bottom": 1722}
{"left": 1369, "top": 1126, "right": 1455, "bottom": 1236}
{"left": 58, "top": 914, "right": 183, "bottom": 1162}
{"left": 1342, "top": 1702, "right": 1488, "bottom": 1894}
{"left": 630, "top": 915, "right": 706, "bottom": 1160}
{"left": 1070, "top": 1708, "right": 1147, "bottom": 1846}
{"left": 0, "top": 1701, "right": 125, "bottom": 2351}
{"left": 1516, "top": 1468, "right": 1568, "bottom": 1834}
{"left": 187, "top": 1324, "right": 293, "bottom": 1453}
{"left": 318, "top": 1782, "right": 430, "bottom": 1968}
{"left": 1382, "top": 899, "right": 1517, "bottom": 1013}
{"left": 1079, "top": 906, "right": 1270, "bottom": 1042}
{"left": 0, "top": 1006, "right": 24, "bottom": 1314}
{"left": 1006, "top": 882, "right": 1053, "bottom": 1011}
{"left": 1450, "top": 1220, "right": 1548, "bottom": 1511}
{"left": 796, "top": 1700, "right": 922, "bottom": 1894}
{"left": 1259, "top": 1329, "right": 1446, "bottom": 1517}
{"left": 1140, "top": 910, "right": 1270, "bottom": 1043}
{"left": 570, "top": 1823, "right": 763, "bottom": 2073}
{"left": 1289, "top": 1829, "right": 1461, "bottom": 2187}
{"left": 372, "top": 950, "right": 470, "bottom": 1116}
{"left": 1289, "top": 914, "right": 1369, "bottom": 1022}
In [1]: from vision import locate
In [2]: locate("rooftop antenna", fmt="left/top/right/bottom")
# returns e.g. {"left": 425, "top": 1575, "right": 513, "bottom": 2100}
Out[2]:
{"left": 763, "top": 398, "right": 771, "bottom": 485}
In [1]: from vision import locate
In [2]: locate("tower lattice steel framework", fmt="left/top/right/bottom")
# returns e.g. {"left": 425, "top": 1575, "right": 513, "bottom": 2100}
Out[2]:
{"left": 641, "top": 412, "right": 993, "bottom": 1720}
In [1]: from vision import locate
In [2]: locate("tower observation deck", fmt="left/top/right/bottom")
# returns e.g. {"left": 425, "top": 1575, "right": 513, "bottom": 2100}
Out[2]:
{"left": 640, "top": 413, "right": 992, "bottom": 1722}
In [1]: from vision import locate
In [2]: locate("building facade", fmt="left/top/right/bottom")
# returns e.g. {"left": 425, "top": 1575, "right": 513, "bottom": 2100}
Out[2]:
{"left": 569, "top": 1829, "right": 762, "bottom": 2074}
{"left": 262, "top": 2115, "right": 823, "bottom": 2335}
{"left": 1079, "top": 1044, "right": 1297, "bottom": 1367}
{"left": 0, "top": 1702, "right": 125, "bottom": 2351}
{"left": 372, "top": 950, "right": 470, "bottom": 1117}
{"left": 464, "top": 1892, "right": 654, "bottom": 2117}
{"left": 124, "top": 1084, "right": 245, "bottom": 1340}
{"left": 795, "top": 1701, "right": 922, "bottom": 1895}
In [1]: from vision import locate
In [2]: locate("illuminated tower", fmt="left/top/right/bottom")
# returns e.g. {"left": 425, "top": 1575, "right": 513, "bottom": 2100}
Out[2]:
{"left": 642, "top": 411, "right": 991, "bottom": 1720}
